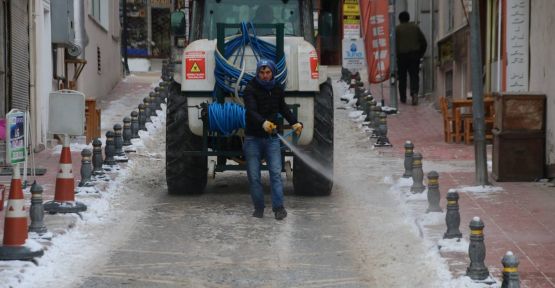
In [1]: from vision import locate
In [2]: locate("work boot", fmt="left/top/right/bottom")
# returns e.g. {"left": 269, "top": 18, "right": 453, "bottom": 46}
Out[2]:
{"left": 252, "top": 208, "right": 264, "bottom": 218}
{"left": 411, "top": 93, "right": 418, "bottom": 105}
{"left": 273, "top": 207, "right": 287, "bottom": 220}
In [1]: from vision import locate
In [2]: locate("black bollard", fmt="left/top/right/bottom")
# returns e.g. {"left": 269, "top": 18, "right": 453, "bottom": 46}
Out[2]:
{"left": 138, "top": 104, "right": 147, "bottom": 131}
{"left": 113, "top": 124, "right": 128, "bottom": 162}
{"left": 78, "top": 149, "right": 93, "bottom": 187}
{"left": 104, "top": 131, "right": 116, "bottom": 166}
{"left": 426, "top": 171, "right": 443, "bottom": 213}
{"left": 410, "top": 152, "right": 425, "bottom": 193}
{"left": 143, "top": 97, "right": 152, "bottom": 123}
{"left": 370, "top": 106, "right": 381, "bottom": 138}
{"left": 403, "top": 141, "right": 414, "bottom": 178}
{"left": 501, "top": 251, "right": 520, "bottom": 288}
{"left": 28, "top": 181, "right": 48, "bottom": 235}
{"left": 466, "top": 217, "right": 491, "bottom": 281}
{"left": 149, "top": 92, "right": 157, "bottom": 116}
{"left": 122, "top": 117, "right": 132, "bottom": 146}
{"left": 154, "top": 91, "right": 162, "bottom": 110}
{"left": 374, "top": 112, "right": 392, "bottom": 147}
{"left": 444, "top": 191, "right": 463, "bottom": 239}
{"left": 92, "top": 138, "right": 105, "bottom": 176}
{"left": 130, "top": 111, "right": 140, "bottom": 139}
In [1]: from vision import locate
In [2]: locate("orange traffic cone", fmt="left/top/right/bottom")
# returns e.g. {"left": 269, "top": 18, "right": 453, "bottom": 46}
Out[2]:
{"left": 44, "top": 136, "right": 87, "bottom": 214}
{"left": 0, "top": 164, "right": 44, "bottom": 260}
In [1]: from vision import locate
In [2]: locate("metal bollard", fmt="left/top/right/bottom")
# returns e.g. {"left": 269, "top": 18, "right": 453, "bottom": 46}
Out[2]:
{"left": 122, "top": 117, "right": 132, "bottom": 146}
{"left": 426, "top": 171, "right": 443, "bottom": 212}
{"left": 374, "top": 112, "right": 392, "bottom": 147}
{"left": 403, "top": 141, "right": 414, "bottom": 178}
{"left": 92, "top": 138, "right": 105, "bottom": 176}
{"left": 365, "top": 100, "right": 376, "bottom": 123}
{"left": 410, "top": 152, "right": 425, "bottom": 193}
{"left": 143, "top": 97, "right": 152, "bottom": 123}
{"left": 149, "top": 92, "right": 157, "bottom": 116}
{"left": 104, "top": 131, "right": 116, "bottom": 166}
{"left": 370, "top": 106, "right": 381, "bottom": 138}
{"left": 130, "top": 111, "right": 140, "bottom": 139}
{"left": 154, "top": 91, "right": 162, "bottom": 110}
{"left": 466, "top": 217, "right": 491, "bottom": 281}
{"left": 138, "top": 104, "right": 147, "bottom": 131}
{"left": 78, "top": 149, "right": 93, "bottom": 187}
{"left": 501, "top": 251, "right": 520, "bottom": 288}
{"left": 113, "top": 124, "right": 128, "bottom": 162}
{"left": 444, "top": 191, "right": 462, "bottom": 239}
{"left": 28, "top": 181, "right": 48, "bottom": 235}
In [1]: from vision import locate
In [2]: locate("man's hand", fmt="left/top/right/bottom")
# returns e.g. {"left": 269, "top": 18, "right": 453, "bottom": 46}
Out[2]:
{"left": 292, "top": 122, "right": 303, "bottom": 136}
{"left": 262, "top": 120, "right": 277, "bottom": 134}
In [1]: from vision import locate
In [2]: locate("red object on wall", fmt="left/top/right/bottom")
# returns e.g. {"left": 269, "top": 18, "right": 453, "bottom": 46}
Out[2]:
{"left": 359, "top": 0, "right": 390, "bottom": 83}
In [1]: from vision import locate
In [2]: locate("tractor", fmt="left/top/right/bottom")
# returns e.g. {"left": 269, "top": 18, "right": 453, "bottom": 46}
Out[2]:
{"left": 167, "top": 0, "right": 333, "bottom": 196}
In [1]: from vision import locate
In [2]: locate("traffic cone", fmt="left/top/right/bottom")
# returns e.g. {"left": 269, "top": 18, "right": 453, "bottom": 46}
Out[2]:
{"left": 44, "top": 135, "right": 87, "bottom": 214}
{"left": 0, "top": 164, "right": 44, "bottom": 260}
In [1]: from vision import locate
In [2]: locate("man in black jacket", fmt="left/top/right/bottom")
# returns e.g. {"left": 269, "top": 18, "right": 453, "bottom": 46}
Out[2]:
{"left": 396, "top": 11, "right": 427, "bottom": 105}
{"left": 243, "top": 59, "right": 303, "bottom": 220}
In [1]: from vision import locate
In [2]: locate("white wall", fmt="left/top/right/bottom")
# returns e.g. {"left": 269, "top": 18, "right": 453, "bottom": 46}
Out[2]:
{"left": 529, "top": 1, "right": 555, "bottom": 170}
{"left": 77, "top": 0, "right": 122, "bottom": 100}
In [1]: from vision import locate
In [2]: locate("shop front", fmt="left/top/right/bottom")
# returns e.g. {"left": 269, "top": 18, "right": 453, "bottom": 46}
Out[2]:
{"left": 124, "top": 0, "right": 173, "bottom": 58}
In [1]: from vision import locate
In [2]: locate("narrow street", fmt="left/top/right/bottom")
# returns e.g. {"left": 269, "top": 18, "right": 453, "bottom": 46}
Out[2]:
{"left": 74, "top": 77, "right": 446, "bottom": 287}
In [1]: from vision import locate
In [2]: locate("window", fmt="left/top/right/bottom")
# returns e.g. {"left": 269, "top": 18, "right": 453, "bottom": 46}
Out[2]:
{"left": 202, "top": 0, "right": 301, "bottom": 39}
{"left": 91, "top": 0, "right": 109, "bottom": 29}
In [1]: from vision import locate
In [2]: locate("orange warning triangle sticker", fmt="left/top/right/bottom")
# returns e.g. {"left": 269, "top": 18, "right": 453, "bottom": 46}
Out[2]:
{"left": 190, "top": 62, "right": 201, "bottom": 73}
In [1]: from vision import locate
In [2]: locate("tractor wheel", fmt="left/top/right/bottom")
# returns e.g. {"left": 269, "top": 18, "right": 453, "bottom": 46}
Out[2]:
{"left": 166, "top": 83, "right": 207, "bottom": 194}
{"left": 293, "top": 78, "right": 334, "bottom": 196}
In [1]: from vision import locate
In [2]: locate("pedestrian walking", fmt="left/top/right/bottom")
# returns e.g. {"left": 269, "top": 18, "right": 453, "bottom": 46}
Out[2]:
{"left": 396, "top": 11, "right": 427, "bottom": 105}
{"left": 243, "top": 59, "right": 303, "bottom": 220}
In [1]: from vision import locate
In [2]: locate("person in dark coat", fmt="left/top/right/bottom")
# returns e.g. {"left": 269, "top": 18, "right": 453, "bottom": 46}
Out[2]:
{"left": 243, "top": 59, "right": 302, "bottom": 220}
{"left": 396, "top": 11, "right": 427, "bottom": 105}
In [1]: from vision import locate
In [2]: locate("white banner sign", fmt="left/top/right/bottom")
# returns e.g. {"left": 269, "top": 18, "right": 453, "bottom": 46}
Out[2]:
{"left": 342, "top": 38, "right": 366, "bottom": 72}
{"left": 506, "top": 0, "right": 529, "bottom": 92}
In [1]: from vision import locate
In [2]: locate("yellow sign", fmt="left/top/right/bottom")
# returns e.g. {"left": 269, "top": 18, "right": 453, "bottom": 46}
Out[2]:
{"left": 190, "top": 62, "right": 201, "bottom": 73}
{"left": 343, "top": 1, "right": 360, "bottom": 16}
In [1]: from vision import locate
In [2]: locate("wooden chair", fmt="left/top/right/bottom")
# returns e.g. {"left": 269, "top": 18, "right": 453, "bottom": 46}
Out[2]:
{"left": 463, "top": 102, "right": 495, "bottom": 144}
{"left": 439, "top": 96, "right": 455, "bottom": 143}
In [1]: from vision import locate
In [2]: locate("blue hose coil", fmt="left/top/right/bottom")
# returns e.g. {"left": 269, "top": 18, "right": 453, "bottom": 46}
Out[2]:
{"left": 208, "top": 102, "right": 246, "bottom": 136}
{"left": 214, "top": 22, "right": 287, "bottom": 97}
{"left": 209, "top": 22, "right": 287, "bottom": 135}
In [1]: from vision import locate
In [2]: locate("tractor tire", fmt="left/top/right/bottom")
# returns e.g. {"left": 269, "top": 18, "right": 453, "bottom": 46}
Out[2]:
{"left": 293, "top": 78, "right": 334, "bottom": 196}
{"left": 166, "top": 83, "right": 207, "bottom": 195}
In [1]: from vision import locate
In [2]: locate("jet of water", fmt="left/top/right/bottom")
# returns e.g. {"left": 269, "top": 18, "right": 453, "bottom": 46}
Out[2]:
{"left": 277, "top": 134, "right": 333, "bottom": 182}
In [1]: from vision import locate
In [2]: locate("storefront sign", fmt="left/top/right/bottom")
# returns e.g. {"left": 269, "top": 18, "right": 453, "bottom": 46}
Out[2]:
{"left": 343, "top": 0, "right": 360, "bottom": 37}
{"left": 185, "top": 51, "right": 206, "bottom": 80}
{"left": 359, "top": 0, "right": 390, "bottom": 83}
{"left": 6, "top": 110, "right": 26, "bottom": 165}
{"left": 505, "top": 0, "right": 529, "bottom": 91}
{"left": 309, "top": 50, "right": 319, "bottom": 79}
{"left": 342, "top": 38, "right": 366, "bottom": 72}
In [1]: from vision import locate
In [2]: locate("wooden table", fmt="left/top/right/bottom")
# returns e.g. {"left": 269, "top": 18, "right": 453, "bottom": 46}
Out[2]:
{"left": 451, "top": 98, "right": 494, "bottom": 143}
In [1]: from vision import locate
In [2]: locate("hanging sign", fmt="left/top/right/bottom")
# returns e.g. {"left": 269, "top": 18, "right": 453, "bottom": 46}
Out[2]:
{"left": 359, "top": 0, "right": 390, "bottom": 83}
{"left": 343, "top": 0, "right": 361, "bottom": 38}
{"left": 6, "top": 110, "right": 26, "bottom": 165}
{"left": 185, "top": 51, "right": 206, "bottom": 80}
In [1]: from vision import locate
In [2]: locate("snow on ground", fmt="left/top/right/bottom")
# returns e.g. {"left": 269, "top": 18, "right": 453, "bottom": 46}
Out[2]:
{"left": 336, "top": 79, "right": 501, "bottom": 288}
{"left": 0, "top": 77, "right": 163, "bottom": 288}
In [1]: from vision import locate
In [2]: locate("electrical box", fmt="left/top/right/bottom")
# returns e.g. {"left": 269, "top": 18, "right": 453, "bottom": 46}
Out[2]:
{"left": 51, "top": 0, "right": 75, "bottom": 46}
{"left": 49, "top": 90, "right": 85, "bottom": 136}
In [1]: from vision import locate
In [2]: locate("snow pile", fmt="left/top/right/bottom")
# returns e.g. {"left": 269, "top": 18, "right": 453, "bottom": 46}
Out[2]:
{"left": 448, "top": 186, "right": 504, "bottom": 194}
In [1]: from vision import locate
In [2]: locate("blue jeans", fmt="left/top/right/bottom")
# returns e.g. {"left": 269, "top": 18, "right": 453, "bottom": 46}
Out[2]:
{"left": 243, "top": 135, "right": 284, "bottom": 210}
